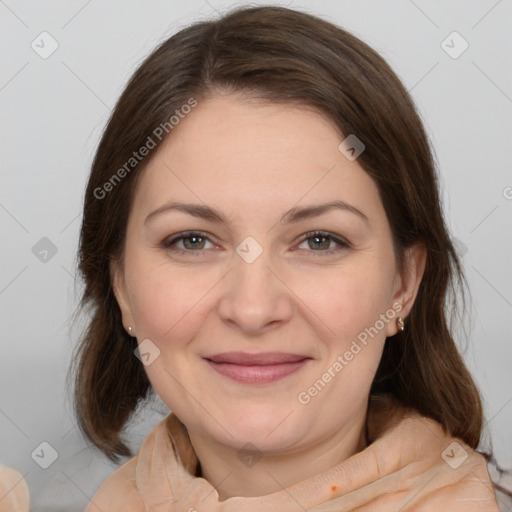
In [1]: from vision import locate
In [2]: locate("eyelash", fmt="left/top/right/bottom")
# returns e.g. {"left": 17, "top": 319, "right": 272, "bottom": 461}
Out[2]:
{"left": 161, "top": 230, "right": 350, "bottom": 257}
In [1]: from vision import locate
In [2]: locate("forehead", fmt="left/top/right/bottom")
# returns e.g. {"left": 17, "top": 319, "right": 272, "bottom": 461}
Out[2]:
{"left": 131, "top": 95, "right": 384, "bottom": 224}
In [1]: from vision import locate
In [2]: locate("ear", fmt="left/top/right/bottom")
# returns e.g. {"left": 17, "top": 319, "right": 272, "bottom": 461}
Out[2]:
{"left": 110, "top": 258, "right": 136, "bottom": 335}
{"left": 385, "top": 243, "right": 427, "bottom": 337}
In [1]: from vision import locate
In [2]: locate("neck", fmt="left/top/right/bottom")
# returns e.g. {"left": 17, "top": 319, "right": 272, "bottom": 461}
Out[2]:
{"left": 186, "top": 414, "right": 367, "bottom": 500}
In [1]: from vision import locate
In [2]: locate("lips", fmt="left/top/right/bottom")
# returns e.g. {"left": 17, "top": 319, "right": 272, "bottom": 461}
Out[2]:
{"left": 204, "top": 352, "right": 312, "bottom": 384}
{"left": 205, "top": 351, "right": 309, "bottom": 365}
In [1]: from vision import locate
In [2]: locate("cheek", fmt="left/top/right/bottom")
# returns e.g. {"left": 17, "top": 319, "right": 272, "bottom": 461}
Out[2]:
{"left": 124, "top": 259, "right": 214, "bottom": 403}
{"left": 295, "top": 268, "right": 392, "bottom": 426}
{"left": 303, "top": 263, "right": 394, "bottom": 343}
{"left": 125, "top": 253, "right": 224, "bottom": 347}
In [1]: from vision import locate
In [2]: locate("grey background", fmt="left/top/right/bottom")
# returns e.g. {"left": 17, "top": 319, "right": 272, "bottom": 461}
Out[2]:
{"left": 0, "top": 0, "right": 511, "bottom": 510}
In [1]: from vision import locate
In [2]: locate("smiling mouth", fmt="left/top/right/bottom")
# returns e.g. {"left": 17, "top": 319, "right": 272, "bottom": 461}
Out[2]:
{"left": 203, "top": 352, "right": 312, "bottom": 384}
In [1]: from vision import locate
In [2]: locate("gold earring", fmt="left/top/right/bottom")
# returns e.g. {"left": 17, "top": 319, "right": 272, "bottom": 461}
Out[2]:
{"left": 396, "top": 317, "right": 405, "bottom": 332}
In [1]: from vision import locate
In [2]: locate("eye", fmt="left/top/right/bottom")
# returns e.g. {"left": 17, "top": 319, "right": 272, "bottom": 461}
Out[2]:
{"left": 162, "top": 231, "right": 215, "bottom": 255}
{"left": 295, "top": 231, "right": 350, "bottom": 255}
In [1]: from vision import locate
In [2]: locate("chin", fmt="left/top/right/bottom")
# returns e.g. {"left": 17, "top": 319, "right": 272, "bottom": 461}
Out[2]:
{"left": 221, "top": 409, "right": 306, "bottom": 448}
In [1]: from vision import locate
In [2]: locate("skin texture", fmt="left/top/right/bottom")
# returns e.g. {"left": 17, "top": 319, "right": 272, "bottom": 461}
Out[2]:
{"left": 0, "top": 465, "right": 30, "bottom": 512}
{"left": 112, "top": 93, "right": 426, "bottom": 500}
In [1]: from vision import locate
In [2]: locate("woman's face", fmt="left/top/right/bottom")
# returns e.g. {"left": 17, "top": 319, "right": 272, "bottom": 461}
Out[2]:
{"left": 113, "top": 94, "right": 424, "bottom": 454}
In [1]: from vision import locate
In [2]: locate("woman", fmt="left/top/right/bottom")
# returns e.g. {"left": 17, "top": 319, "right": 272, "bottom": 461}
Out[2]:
{"left": 71, "top": 5, "right": 506, "bottom": 510}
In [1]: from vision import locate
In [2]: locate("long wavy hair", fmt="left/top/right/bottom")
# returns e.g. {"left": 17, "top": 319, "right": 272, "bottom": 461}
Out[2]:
{"left": 70, "top": 5, "right": 489, "bottom": 470}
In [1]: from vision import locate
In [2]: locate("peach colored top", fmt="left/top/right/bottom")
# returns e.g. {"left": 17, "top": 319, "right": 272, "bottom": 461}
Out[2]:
{"left": 85, "top": 396, "right": 500, "bottom": 511}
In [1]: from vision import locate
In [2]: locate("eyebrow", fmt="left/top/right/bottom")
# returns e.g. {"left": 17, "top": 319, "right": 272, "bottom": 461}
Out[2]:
{"left": 144, "top": 200, "right": 370, "bottom": 227}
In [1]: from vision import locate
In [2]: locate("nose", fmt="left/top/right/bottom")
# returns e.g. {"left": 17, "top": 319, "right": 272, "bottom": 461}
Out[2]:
{"left": 216, "top": 245, "right": 294, "bottom": 337}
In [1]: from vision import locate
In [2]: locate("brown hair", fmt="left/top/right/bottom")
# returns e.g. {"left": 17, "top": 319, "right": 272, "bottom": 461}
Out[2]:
{"left": 70, "top": 5, "right": 484, "bottom": 463}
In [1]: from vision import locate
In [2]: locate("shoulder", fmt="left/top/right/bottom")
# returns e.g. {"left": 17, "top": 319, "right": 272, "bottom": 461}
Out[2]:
{"left": 85, "top": 456, "right": 145, "bottom": 512}
{"left": 0, "top": 465, "right": 30, "bottom": 512}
